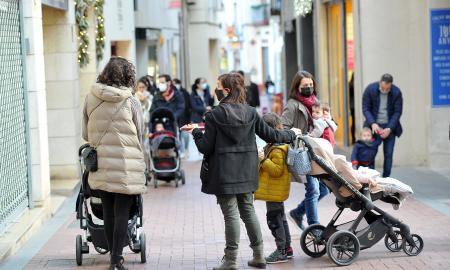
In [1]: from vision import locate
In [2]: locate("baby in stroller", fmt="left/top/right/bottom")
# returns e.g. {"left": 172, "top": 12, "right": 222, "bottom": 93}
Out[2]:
{"left": 147, "top": 108, "right": 185, "bottom": 188}
{"left": 296, "top": 136, "right": 423, "bottom": 266}
{"left": 149, "top": 122, "right": 177, "bottom": 158}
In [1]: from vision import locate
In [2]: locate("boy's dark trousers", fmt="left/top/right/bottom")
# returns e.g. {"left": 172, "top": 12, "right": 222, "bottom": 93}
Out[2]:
{"left": 266, "top": 202, "right": 291, "bottom": 251}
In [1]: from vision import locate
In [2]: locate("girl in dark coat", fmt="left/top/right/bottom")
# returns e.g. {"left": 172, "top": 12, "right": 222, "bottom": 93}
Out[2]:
{"left": 190, "top": 77, "right": 213, "bottom": 123}
{"left": 182, "top": 72, "right": 300, "bottom": 270}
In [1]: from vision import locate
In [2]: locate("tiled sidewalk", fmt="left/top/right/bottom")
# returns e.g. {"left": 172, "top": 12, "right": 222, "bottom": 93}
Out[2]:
{"left": 21, "top": 161, "right": 450, "bottom": 269}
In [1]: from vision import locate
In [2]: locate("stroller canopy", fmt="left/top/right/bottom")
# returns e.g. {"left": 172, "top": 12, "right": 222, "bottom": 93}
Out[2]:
{"left": 150, "top": 107, "right": 177, "bottom": 133}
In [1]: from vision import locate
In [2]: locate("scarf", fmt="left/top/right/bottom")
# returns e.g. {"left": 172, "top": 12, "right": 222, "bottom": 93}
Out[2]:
{"left": 295, "top": 92, "right": 317, "bottom": 111}
{"left": 163, "top": 88, "right": 175, "bottom": 102}
{"left": 295, "top": 92, "right": 317, "bottom": 129}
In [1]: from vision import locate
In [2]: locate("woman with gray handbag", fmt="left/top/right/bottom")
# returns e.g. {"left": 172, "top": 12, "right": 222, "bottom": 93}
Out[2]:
{"left": 82, "top": 57, "right": 146, "bottom": 270}
{"left": 281, "top": 70, "right": 329, "bottom": 231}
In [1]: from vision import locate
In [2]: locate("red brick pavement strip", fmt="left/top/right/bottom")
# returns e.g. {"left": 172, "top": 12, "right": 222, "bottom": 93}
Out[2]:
{"left": 24, "top": 161, "right": 450, "bottom": 270}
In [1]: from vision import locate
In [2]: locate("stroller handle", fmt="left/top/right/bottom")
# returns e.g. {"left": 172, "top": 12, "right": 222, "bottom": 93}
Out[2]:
{"left": 78, "top": 143, "right": 91, "bottom": 156}
{"left": 295, "top": 135, "right": 375, "bottom": 211}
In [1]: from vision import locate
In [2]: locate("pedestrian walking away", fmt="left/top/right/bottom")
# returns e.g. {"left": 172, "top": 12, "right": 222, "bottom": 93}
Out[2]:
{"left": 281, "top": 70, "right": 329, "bottom": 230}
{"left": 181, "top": 72, "right": 301, "bottom": 270}
{"left": 362, "top": 73, "right": 403, "bottom": 177}
{"left": 81, "top": 57, "right": 147, "bottom": 270}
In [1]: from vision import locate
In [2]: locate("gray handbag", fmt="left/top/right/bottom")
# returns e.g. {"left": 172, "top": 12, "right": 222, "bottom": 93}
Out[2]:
{"left": 286, "top": 136, "right": 311, "bottom": 180}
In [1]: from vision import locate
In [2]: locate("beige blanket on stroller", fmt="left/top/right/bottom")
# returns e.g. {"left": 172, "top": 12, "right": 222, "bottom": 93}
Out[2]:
{"left": 305, "top": 137, "right": 384, "bottom": 198}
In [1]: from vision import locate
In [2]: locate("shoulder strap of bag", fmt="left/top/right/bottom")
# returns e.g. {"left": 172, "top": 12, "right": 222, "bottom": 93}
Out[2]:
{"left": 93, "top": 97, "right": 130, "bottom": 148}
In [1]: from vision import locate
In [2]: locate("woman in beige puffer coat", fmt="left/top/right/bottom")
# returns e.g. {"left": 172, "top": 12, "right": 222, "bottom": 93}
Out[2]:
{"left": 82, "top": 57, "right": 146, "bottom": 270}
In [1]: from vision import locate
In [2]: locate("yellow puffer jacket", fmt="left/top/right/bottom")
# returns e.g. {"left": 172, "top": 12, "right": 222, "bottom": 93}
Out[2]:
{"left": 255, "top": 144, "right": 290, "bottom": 202}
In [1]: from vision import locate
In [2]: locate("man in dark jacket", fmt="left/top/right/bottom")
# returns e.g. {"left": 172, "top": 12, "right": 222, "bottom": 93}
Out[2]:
{"left": 150, "top": 74, "right": 185, "bottom": 127}
{"left": 362, "top": 73, "right": 403, "bottom": 177}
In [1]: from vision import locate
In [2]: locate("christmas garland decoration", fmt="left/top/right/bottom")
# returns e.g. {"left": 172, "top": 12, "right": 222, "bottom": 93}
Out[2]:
{"left": 75, "top": 0, "right": 105, "bottom": 67}
{"left": 94, "top": 0, "right": 105, "bottom": 62}
{"left": 75, "top": 0, "right": 91, "bottom": 67}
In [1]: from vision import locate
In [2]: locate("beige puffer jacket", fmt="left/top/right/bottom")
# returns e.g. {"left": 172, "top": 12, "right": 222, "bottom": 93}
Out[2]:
{"left": 83, "top": 83, "right": 146, "bottom": 195}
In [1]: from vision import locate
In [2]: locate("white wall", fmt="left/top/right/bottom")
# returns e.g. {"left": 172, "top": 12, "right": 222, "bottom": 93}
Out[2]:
{"left": 42, "top": 2, "right": 80, "bottom": 180}
{"left": 354, "top": 0, "right": 450, "bottom": 168}
{"left": 100, "top": 0, "right": 136, "bottom": 69}
{"left": 187, "top": 0, "right": 221, "bottom": 86}
{"left": 22, "top": 0, "right": 50, "bottom": 205}
{"left": 134, "top": 0, "right": 179, "bottom": 30}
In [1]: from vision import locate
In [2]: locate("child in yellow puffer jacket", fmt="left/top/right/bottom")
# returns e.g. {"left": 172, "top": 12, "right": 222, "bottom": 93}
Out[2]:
{"left": 255, "top": 113, "right": 293, "bottom": 264}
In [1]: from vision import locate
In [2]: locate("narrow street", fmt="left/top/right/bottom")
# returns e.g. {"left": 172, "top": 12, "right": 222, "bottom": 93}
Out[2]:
{"left": 2, "top": 148, "right": 450, "bottom": 270}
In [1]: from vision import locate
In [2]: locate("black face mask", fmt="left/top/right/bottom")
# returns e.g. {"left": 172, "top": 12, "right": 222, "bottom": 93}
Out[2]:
{"left": 300, "top": 86, "right": 314, "bottom": 97}
{"left": 215, "top": 88, "right": 227, "bottom": 101}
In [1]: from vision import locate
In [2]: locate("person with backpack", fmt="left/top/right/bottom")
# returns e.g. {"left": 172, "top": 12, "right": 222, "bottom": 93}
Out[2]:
{"left": 255, "top": 113, "right": 293, "bottom": 264}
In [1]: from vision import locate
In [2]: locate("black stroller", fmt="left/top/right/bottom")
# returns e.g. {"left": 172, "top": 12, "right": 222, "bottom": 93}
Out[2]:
{"left": 296, "top": 136, "right": 423, "bottom": 266}
{"left": 148, "top": 108, "right": 185, "bottom": 188}
{"left": 75, "top": 144, "right": 147, "bottom": 266}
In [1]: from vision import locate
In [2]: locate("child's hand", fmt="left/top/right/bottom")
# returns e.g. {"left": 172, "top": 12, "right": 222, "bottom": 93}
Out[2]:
{"left": 258, "top": 150, "right": 264, "bottom": 161}
{"left": 147, "top": 133, "right": 152, "bottom": 138}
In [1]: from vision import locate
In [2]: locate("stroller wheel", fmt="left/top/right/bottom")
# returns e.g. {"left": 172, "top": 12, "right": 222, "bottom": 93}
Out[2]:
{"left": 154, "top": 177, "right": 158, "bottom": 188}
{"left": 181, "top": 170, "right": 186, "bottom": 185}
{"left": 140, "top": 232, "right": 147, "bottom": 263}
{"left": 384, "top": 230, "right": 404, "bottom": 252}
{"left": 300, "top": 224, "right": 327, "bottom": 258}
{"left": 175, "top": 177, "right": 179, "bottom": 188}
{"left": 326, "top": 230, "right": 360, "bottom": 266}
{"left": 402, "top": 234, "right": 423, "bottom": 256}
{"left": 76, "top": 235, "right": 83, "bottom": 266}
{"left": 94, "top": 246, "right": 109, "bottom": 254}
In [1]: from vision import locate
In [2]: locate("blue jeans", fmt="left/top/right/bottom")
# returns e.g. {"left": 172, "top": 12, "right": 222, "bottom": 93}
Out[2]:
{"left": 373, "top": 123, "right": 396, "bottom": 177}
{"left": 293, "top": 175, "right": 329, "bottom": 225}
{"left": 180, "top": 131, "right": 190, "bottom": 153}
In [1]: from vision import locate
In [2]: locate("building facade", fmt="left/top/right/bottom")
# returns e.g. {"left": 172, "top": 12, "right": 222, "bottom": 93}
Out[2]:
{"left": 281, "top": 0, "right": 450, "bottom": 169}
{"left": 134, "top": 0, "right": 181, "bottom": 81}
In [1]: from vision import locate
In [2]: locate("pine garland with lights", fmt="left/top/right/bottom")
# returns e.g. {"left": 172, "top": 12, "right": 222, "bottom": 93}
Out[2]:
{"left": 94, "top": 0, "right": 105, "bottom": 62}
{"left": 75, "top": 0, "right": 91, "bottom": 67}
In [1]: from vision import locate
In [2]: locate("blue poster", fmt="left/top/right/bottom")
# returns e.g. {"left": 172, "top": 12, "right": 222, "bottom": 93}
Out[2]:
{"left": 430, "top": 9, "right": 450, "bottom": 107}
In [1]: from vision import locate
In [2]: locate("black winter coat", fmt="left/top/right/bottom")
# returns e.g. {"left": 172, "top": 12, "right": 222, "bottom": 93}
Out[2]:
{"left": 192, "top": 103, "right": 295, "bottom": 195}
{"left": 179, "top": 87, "right": 192, "bottom": 126}
{"left": 150, "top": 90, "right": 185, "bottom": 126}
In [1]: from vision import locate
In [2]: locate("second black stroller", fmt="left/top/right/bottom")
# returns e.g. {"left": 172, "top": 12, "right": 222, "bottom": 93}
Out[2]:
{"left": 75, "top": 144, "right": 147, "bottom": 266}
{"left": 148, "top": 108, "right": 186, "bottom": 188}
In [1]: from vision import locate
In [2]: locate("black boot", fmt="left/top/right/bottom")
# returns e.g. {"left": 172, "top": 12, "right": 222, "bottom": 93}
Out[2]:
{"left": 109, "top": 255, "right": 128, "bottom": 270}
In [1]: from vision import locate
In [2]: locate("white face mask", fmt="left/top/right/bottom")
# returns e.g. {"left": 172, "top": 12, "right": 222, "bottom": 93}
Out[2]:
{"left": 202, "top": 83, "right": 208, "bottom": 90}
{"left": 158, "top": 83, "right": 168, "bottom": 92}
{"left": 175, "top": 84, "right": 181, "bottom": 90}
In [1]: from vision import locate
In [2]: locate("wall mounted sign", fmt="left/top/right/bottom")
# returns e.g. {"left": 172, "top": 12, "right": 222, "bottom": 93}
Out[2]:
{"left": 430, "top": 9, "right": 450, "bottom": 107}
